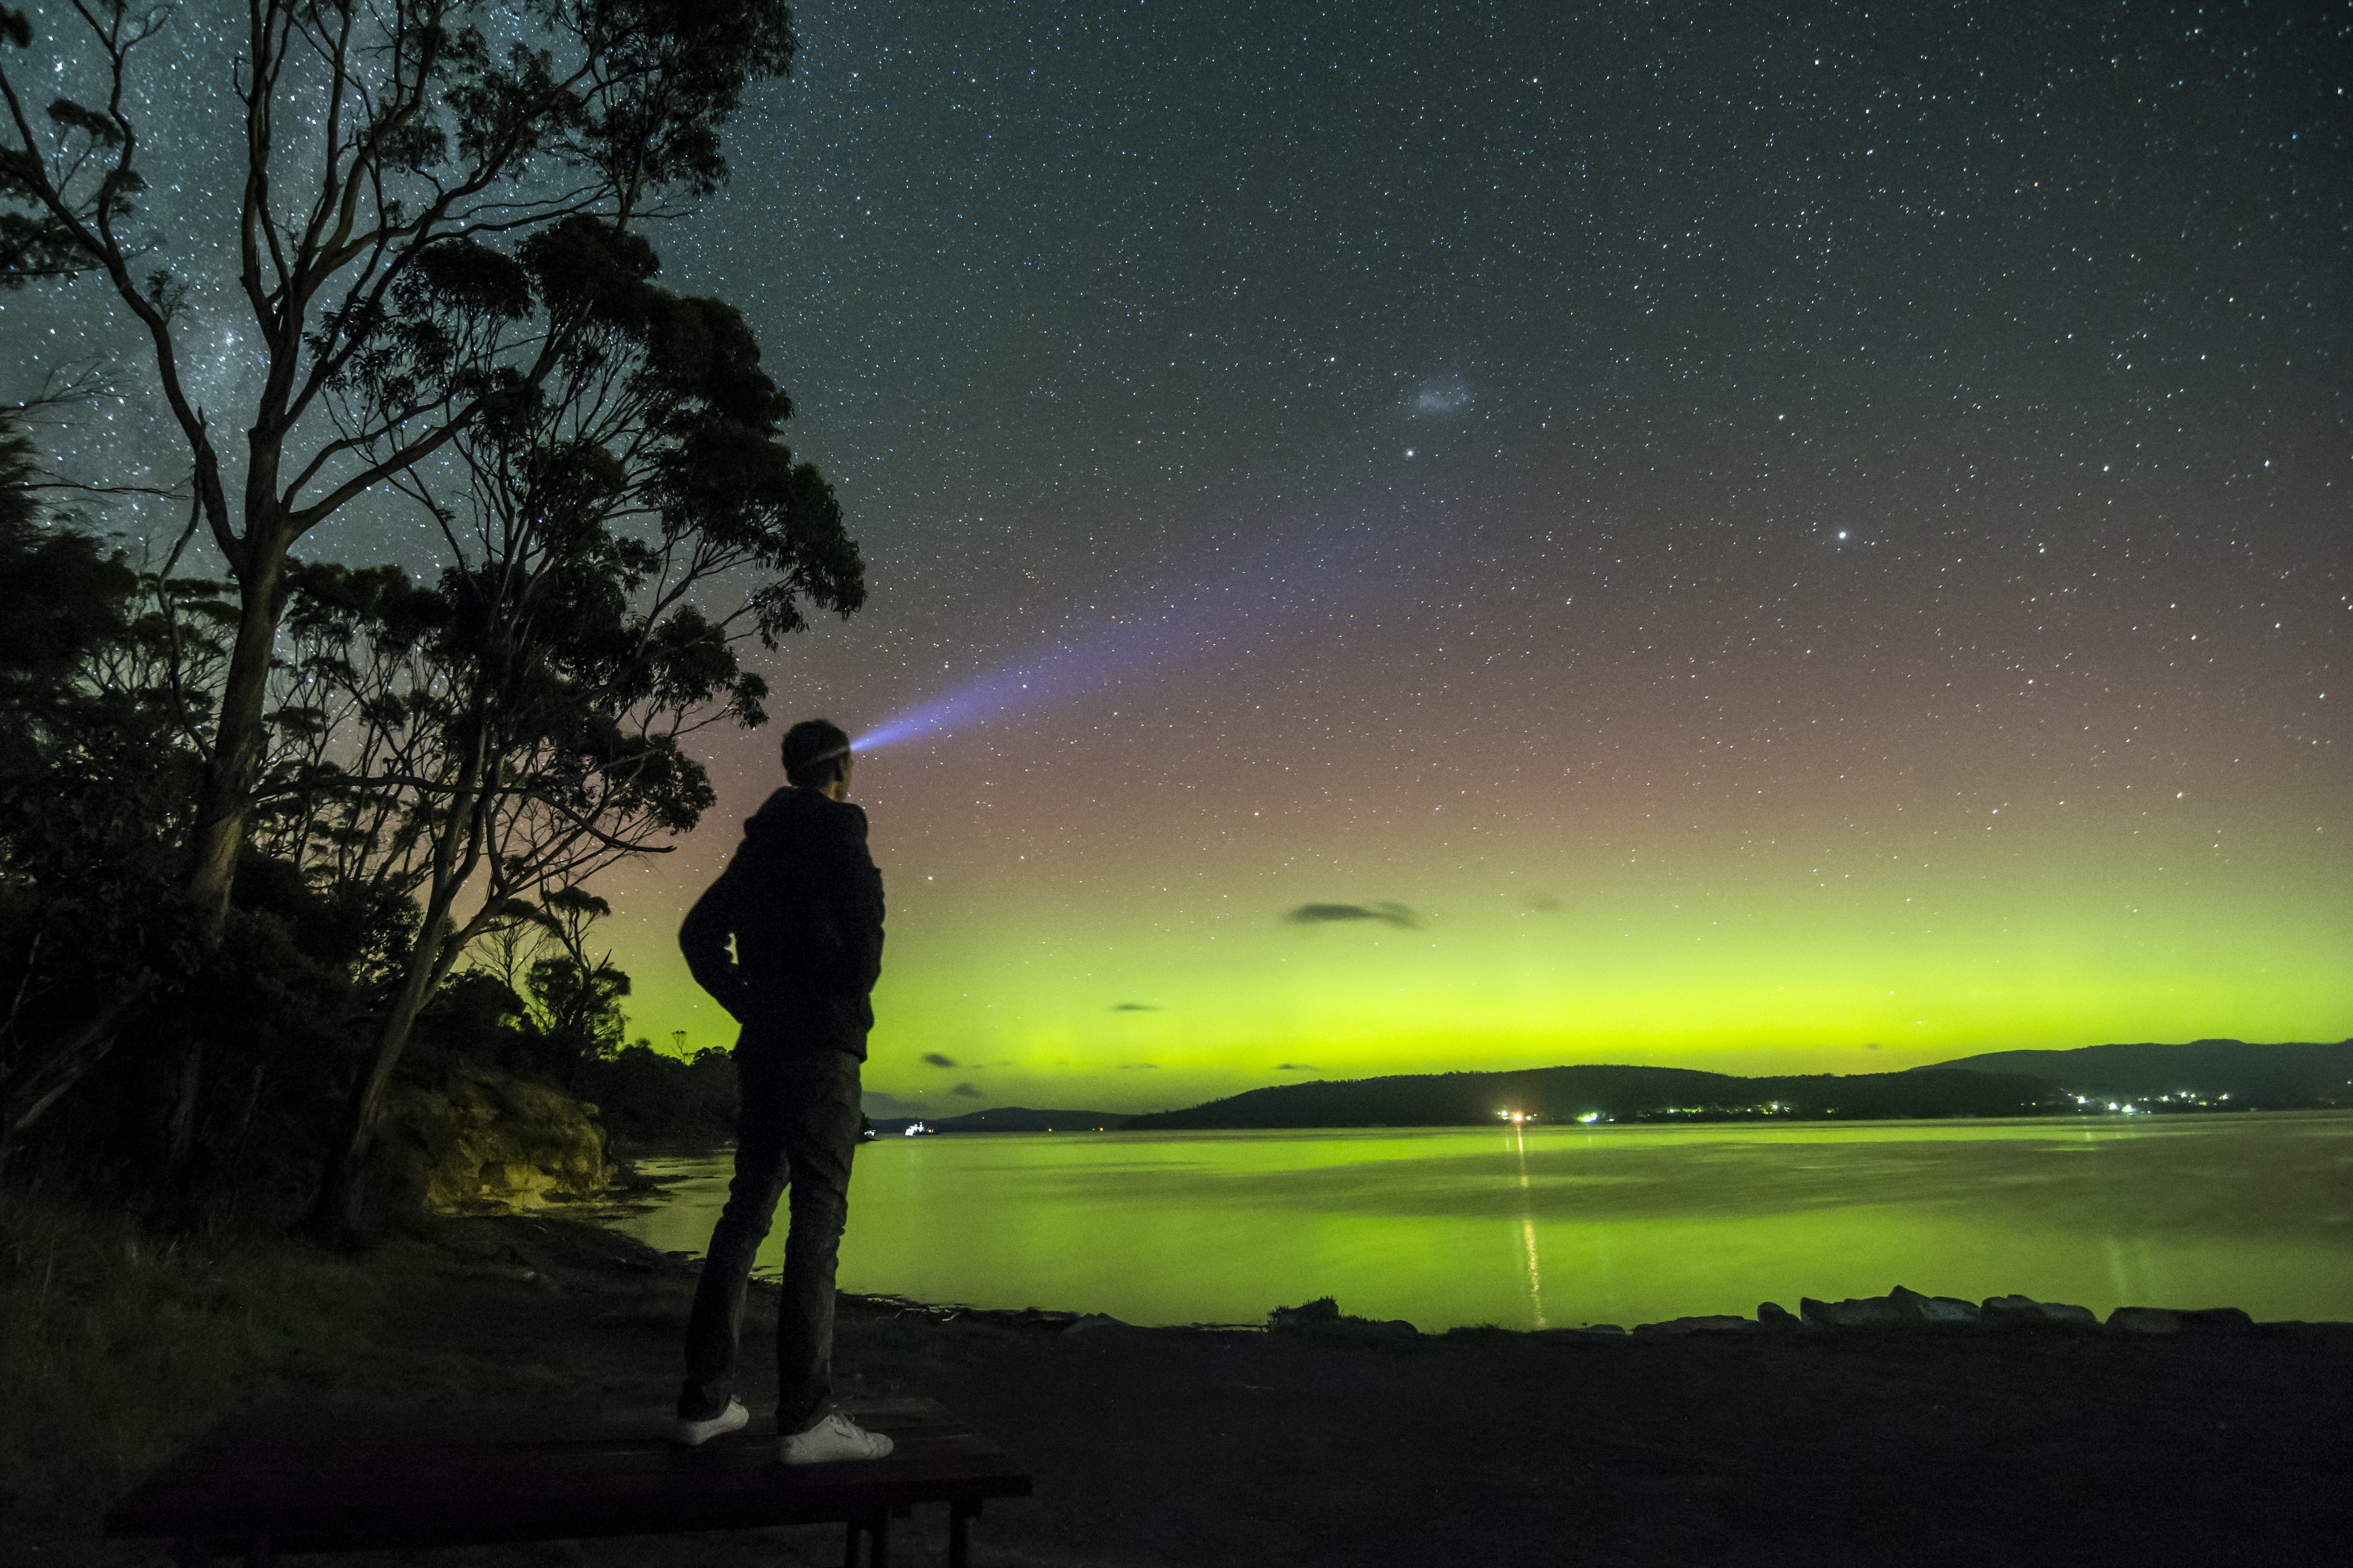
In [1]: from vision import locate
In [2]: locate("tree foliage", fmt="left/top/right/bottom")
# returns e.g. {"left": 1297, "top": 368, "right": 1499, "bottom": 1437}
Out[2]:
{"left": 0, "top": 2, "right": 821, "bottom": 1161}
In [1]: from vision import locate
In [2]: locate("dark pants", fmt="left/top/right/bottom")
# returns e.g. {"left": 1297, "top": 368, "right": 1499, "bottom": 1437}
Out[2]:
{"left": 679, "top": 1043, "right": 863, "bottom": 1435}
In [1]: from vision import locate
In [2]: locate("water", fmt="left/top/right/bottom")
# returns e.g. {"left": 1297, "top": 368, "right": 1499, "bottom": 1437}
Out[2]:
{"left": 605, "top": 1113, "right": 2353, "bottom": 1330}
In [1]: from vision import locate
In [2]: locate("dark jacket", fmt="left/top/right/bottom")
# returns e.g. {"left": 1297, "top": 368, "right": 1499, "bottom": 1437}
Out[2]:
{"left": 679, "top": 787, "right": 885, "bottom": 1058}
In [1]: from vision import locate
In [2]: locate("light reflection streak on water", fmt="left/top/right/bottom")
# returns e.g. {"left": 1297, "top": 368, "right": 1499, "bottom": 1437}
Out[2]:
{"left": 1512, "top": 1125, "right": 1545, "bottom": 1328}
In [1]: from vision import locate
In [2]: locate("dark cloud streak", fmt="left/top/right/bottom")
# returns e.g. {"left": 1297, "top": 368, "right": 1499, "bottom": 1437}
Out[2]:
{"left": 1285, "top": 902, "right": 1420, "bottom": 930}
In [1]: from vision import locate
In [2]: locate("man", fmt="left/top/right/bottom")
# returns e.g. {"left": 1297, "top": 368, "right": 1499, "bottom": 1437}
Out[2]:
{"left": 672, "top": 718, "right": 893, "bottom": 1463}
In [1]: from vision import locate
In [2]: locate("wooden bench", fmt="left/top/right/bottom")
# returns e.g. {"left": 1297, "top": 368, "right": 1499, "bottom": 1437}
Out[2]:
{"left": 105, "top": 1396, "right": 1030, "bottom": 1568}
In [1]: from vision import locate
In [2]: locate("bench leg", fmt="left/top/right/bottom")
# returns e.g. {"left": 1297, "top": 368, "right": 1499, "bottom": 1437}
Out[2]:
{"left": 949, "top": 1499, "right": 981, "bottom": 1568}
{"left": 842, "top": 1510, "right": 891, "bottom": 1568}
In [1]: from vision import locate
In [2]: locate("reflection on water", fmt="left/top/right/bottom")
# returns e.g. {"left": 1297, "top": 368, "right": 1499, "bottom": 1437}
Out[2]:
{"left": 605, "top": 1112, "right": 2353, "bottom": 1331}
{"left": 1511, "top": 1125, "right": 1545, "bottom": 1328}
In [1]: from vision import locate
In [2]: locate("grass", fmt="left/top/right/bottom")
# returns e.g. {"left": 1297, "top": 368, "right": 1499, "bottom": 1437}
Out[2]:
{"left": 0, "top": 1188, "right": 956, "bottom": 1567}
{"left": 1, "top": 1186, "right": 387, "bottom": 1550}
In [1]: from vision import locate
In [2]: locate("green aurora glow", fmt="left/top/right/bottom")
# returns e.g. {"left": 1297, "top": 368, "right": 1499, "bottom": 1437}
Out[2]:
{"left": 604, "top": 726, "right": 2350, "bottom": 1112}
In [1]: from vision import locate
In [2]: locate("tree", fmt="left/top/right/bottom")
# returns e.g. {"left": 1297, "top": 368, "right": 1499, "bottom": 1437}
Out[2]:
{"left": 0, "top": 401, "right": 204, "bottom": 1150}
{"left": 482, "top": 886, "right": 632, "bottom": 1090}
{"left": 0, "top": 0, "right": 802, "bottom": 1123}
{"left": 259, "top": 217, "right": 858, "bottom": 1237}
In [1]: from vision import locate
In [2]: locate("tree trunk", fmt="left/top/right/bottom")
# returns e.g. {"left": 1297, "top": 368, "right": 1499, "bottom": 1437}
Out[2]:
{"left": 156, "top": 1034, "right": 207, "bottom": 1175}
{"left": 304, "top": 919, "right": 448, "bottom": 1244}
{"left": 305, "top": 735, "right": 490, "bottom": 1243}
{"left": 183, "top": 526, "right": 293, "bottom": 938}
{"left": 0, "top": 987, "right": 141, "bottom": 1160}
{"left": 146, "top": 496, "right": 298, "bottom": 1171}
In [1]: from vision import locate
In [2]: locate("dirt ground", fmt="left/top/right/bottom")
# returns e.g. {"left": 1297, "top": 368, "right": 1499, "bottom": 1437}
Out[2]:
{"left": 393, "top": 1216, "right": 2353, "bottom": 1568}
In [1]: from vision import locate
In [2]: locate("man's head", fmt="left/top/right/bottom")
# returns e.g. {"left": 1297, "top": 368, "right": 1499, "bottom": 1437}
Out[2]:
{"left": 781, "top": 718, "right": 855, "bottom": 799}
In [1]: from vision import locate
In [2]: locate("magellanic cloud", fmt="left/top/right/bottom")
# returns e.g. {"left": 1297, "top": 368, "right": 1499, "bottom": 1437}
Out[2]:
{"left": 1285, "top": 901, "right": 1419, "bottom": 930}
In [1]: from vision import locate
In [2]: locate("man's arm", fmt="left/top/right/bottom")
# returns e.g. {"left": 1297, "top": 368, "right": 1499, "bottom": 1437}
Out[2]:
{"left": 825, "top": 803, "right": 886, "bottom": 993}
{"left": 679, "top": 861, "right": 754, "bottom": 1019}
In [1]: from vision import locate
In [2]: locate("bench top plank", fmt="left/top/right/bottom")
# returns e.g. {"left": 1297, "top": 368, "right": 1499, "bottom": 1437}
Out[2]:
{"left": 107, "top": 1398, "right": 1030, "bottom": 1552}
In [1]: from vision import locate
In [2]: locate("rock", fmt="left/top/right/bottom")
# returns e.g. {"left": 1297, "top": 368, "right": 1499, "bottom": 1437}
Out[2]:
{"left": 1888, "top": 1285, "right": 1981, "bottom": 1323}
{"left": 2253, "top": 1320, "right": 2353, "bottom": 1341}
{"left": 1757, "top": 1300, "right": 1800, "bottom": 1330}
{"left": 2175, "top": 1306, "right": 2256, "bottom": 1334}
{"left": 1634, "top": 1315, "right": 1758, "bottom": 1336}
{"left": 1981, "top": 1294, "right": 2098, "bottom": 1328}
{"left": 1062, "top": 1313, "right": 1125, "bottom": 1334}
{"left": 2107, "top": 1306, "right": 2182, "bottom": 1334}
{"left": 387, "top": 1068, "right": 615, "bottom": 1215}
{"left": 1269, "top": 1296, "right": 1343, "bottom": 1330}
{"left": 1801, "top": 1294, "right": 1907, "bottom": 1328}
{"left": 1266, "top": 1297, "right": 1416, "bottom": 1338}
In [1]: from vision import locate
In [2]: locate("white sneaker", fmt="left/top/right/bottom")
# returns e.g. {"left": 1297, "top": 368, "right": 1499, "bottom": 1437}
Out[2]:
{"left": 672, "top": 1398, "right": 749, "bottom": 1446}
{"left": 778, "top": 1411, "right": 895, "bottom": 1465}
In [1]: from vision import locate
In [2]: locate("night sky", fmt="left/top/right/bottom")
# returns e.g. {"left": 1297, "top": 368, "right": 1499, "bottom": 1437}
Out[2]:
{"left": 10, "top": 3, "right": 2349, "bottom": 1114}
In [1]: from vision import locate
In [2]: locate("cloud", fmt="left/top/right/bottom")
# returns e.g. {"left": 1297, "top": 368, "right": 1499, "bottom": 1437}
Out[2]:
{"left": 1111, "top": 1002, "right": 1162, "bottom": 1013}
{"left": 921, "top": 1051, "right": 958, "bottom": 1068}
{"left": 1524, "top": 894, "right": 1563, "bottom": 913}
{"left": 1118, "top": 1061, "right": 1160, "bottom": 1070}
{"left": 950, "top": 1081, "right": 984, "bottom": 1097}
{"left": 1409, "top": 375, "right": 1471, "bottom": 416}
{"left": 1276, "top": 1063, "right": 1318, "bottom": 1073}
{"left": 1285, "top": 901, "right": 1419, "bottom": 930}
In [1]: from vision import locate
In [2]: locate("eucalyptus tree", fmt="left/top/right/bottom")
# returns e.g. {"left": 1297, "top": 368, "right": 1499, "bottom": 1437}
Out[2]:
{"left": 263, "top": 217, "right": 858, "bottom": 1237}
{"left": 0, "top": 0, "right": 802, "bottom": 1110}
{"left": 0, "top": 405, "right": 141, "bottom": 1145}
{"left": 0, "top": 408, "right": 228, "bottom": 1148}
{"left": 488, "top": 885, "right": 634, "bottom": 1089}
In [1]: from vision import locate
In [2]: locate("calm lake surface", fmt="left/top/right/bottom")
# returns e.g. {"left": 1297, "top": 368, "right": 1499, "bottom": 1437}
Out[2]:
{"left": 605, "top": 1113, "right": 2353, "bottom": 1331}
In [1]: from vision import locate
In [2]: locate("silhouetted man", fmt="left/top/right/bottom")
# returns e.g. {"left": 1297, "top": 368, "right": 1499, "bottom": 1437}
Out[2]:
{"left": 672, "top": 718, "right": 892, "bottom": 1463}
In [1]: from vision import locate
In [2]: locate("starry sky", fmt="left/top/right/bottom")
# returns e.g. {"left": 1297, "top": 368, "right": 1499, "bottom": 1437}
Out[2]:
{"left": 10, "top": 2, "right": 2350, "bottom": 1114}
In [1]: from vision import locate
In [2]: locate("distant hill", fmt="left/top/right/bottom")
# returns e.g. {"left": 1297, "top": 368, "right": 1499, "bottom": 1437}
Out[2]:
{"left": 866, "top": 1042, "right": 2353, "bottom": 1137}
{"left": 1922, "top": 1040, "right": 2353, "bottom": 1108}
{"left": 870, "top": 1106, "right": 1130, "bottom": 1135}
{"left": 1121, "top": 1064, "right": 2053, "bottom": 1131}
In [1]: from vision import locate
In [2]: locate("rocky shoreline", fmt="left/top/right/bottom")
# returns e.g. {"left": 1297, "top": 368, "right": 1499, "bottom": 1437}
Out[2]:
{"left": 445, "top": 1203, "right": 2353, "bottom": 1353}
{"left": 820, "top": 1277, "right": 2343, "bottom": 1345}
{"left": 1613, "top": 1286, "right": 2329, "bottom": 1338}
